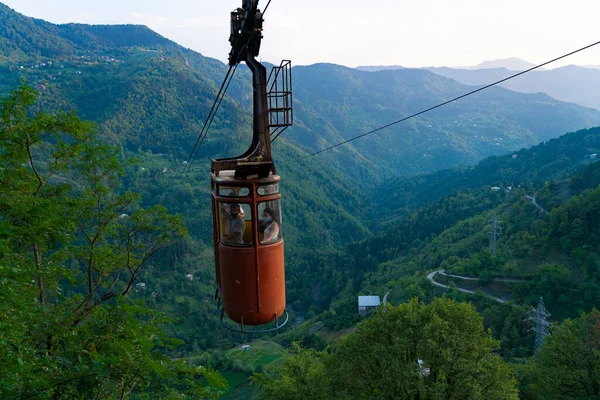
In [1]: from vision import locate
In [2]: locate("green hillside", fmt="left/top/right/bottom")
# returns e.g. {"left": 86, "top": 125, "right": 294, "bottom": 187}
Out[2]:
{"left": 0, "top": 3, "right": 173, "bottom": 59}
{"left": 290, "top": 64, "right": 600, "bottom": 175}
{"left": 285, "top": 127, "right": 600, "bottom": 349}
{"left": 1, "top": 3, "right": 600, "bottom": 394}
{"left": 375, "top": 126, "right": 600, "bottom": 219}
{"left": 2, "top": 3, "right": 600, "bottom": 398}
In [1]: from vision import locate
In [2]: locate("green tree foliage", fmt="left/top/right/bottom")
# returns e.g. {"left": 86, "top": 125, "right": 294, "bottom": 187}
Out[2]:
{"left": 518, "top": 310, "right": 600, "bottom": 399}
{"left": 259, "top": 299, "right": 518, "bottom": 400}
{"left": 0, "top": 84, "right": 225, "bottom": 398}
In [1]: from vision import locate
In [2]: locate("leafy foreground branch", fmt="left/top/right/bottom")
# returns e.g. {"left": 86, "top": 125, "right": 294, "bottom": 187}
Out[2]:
{"left": 0, "top": 84, "right": 226, "bottom": 398}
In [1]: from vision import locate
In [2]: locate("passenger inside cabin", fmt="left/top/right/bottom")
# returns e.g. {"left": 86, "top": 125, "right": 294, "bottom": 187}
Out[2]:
{"left": 224, "top": 203, "right": 245, "bottom": 244}
{"left": 262, "top": 207, "right": 279, "bottom": 243}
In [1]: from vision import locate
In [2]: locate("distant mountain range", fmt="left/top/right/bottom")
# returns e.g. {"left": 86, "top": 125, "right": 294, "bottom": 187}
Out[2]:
{"left": 355, "top": 65, "right": 405, "bottom": 72}
{"left": 356, "top": 56, "right": 600, "bottom": 111}
{"left": 426, "top": 65, "right": 600, "bottom": 111}
{"left": 471, "top": 57, "right": 536, "bottom": 71}
{"left": 356, "top": 58, "right": 538, "bottom": 73}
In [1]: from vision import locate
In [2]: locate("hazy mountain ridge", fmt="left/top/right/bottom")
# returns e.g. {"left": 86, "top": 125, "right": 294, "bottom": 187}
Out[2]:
{"left": 426, "top": 65, "right": 600, "bottom": 111}
{"left": 291, "top": 64, "right": 600, "bottom": 176}
{"left": 355, "top": 64, "right": 405, "bottom": 72}
{"left": 472, "top": 57, "right": 536, "bottom": 71}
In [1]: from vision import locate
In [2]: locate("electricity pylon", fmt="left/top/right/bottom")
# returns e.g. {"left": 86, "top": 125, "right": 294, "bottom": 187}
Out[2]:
{"left": 528, "top": 297, "right": 552, "bottom": 352}
{"left": 488, "top": 213, "right": 503, "bottom": 255}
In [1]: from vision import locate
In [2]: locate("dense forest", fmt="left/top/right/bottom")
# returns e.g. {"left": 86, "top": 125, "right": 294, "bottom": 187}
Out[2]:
{"left": 1, "top": 3, "right": 600, "bottom": 398}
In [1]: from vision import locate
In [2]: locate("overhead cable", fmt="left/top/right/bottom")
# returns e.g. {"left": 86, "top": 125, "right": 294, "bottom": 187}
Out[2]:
{"left": 187, "top": 63, "right": 239, "bottom": 170}
{"left": 181, "top": 65, "right": 234, "bottom": 175}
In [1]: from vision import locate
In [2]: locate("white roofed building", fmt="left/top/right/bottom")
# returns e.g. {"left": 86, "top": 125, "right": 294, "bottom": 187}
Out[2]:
{"left": 358, "top": 296, "right": 381, "bottom": 316}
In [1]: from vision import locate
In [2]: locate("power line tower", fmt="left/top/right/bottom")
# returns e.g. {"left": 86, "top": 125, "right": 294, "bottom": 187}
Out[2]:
{"left": 528, "top": 297, "right": 552, "bottom": 352}
{"left": 488, "top": 213, "right": 503, "bottom": 255}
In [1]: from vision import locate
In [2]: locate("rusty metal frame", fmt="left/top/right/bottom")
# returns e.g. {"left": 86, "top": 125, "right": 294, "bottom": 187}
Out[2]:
{"left": 267, "top": 60, "right": 293, "bottom": 142}
{"left": 215, "top": 286, "right": 289, "bottom": 334}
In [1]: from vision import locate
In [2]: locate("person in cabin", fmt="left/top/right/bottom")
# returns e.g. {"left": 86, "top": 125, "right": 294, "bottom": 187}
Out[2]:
{"left": 262, "top": 207, "right": 279, "bottom": 243}
{"left": 225, "top": 203, "right": 245, "bottom": 244}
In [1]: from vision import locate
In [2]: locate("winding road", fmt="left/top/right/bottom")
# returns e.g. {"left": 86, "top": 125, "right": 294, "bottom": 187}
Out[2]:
{"left": 437, "top": 270, "right": 526, "bottom": 283}
{"left": 427, "top": 270, "right": 507, "bottom": 304}
{"left": 524, "top": 195, "right": 549, "bottom": 215}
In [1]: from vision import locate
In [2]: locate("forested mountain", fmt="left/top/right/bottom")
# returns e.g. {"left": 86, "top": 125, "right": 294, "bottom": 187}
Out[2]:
{"left": 289, "top": 64, "right": 600, "bottom": 175}
{"left": 2, "top": 2, "right": 600, "bottom": 180}
{"left": 2, "top": 3, "right": 600, "bottom": 398}
{"left": 375, "top": 126, "right": 600, "bottom": 218}
{"left": 281, "top": 126, "right": 600, "bottom": 348}
{"left": 358, "top": 61, "right": 600, "bottom": 112}
{"left": 426, "top": 65, "right": 600, "bottom": 111}
{"left": 0, "top": 3, "right": 173, "bottom": 58}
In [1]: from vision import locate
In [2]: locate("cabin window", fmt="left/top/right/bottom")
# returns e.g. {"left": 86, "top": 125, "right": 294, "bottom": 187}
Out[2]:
{"left": 220, "top": 203, "right": 253, "bottom": 246}
{"left": 257, "top": 183, "right": 279, "bottom": 196}
{"left": 219, "top": 186, "right": 250, "bottom": 197}
{"left": 258, "top": 200, "right": 282, "bottom": 244}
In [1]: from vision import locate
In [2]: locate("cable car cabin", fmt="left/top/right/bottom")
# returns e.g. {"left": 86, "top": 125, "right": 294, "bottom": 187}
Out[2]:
{"left": 211, "top": 171, "right": 285, "bottom": 327}
{"left": 209, "top": 0, "right": 293, "bottom": 331}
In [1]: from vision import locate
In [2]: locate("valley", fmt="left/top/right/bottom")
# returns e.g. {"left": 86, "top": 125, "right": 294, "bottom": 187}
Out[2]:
{"left": 1, "top": 1, "right": 600, "bottom": 398}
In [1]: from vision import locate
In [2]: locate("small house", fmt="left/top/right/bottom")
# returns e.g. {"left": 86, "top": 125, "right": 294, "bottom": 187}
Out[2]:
{"left": 186, "top": 274, "right": 194, "bottom": 281}
{"left": 241, "top": 344, "right": 250, "bottom": 351}
{"left": 591, "top": 154, "right": 598, "bottom": 160}
{"left": 358, "top": 296, "right": 381, "bottom": 316}
{"left": 136, "top": 282, "right": 147, "bottom": 291}
{"left": 491, "top": 186, "right": 501, "bottom": 191}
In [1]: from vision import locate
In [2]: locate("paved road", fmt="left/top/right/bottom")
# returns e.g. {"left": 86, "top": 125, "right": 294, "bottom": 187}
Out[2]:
{"left": 524, "top": 195, "right": 549, "bottom": 215}
{"left": 427, "top": 270, "right": 506, "bottom": 304}
{"left": 383, "top": 291, "right": 390, "bottom": 308}
{"left": 438, "top": 270, "right": 527, "bottom": 283}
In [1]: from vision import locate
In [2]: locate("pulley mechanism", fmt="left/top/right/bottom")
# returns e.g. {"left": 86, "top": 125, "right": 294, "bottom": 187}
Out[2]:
{"left": 229, "top": 0, "right": 263, "bottom": 66}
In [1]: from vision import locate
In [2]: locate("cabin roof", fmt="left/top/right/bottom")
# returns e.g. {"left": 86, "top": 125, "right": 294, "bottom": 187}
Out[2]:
{"left": 358, "top": 296, "right": 381, "bottom": 307}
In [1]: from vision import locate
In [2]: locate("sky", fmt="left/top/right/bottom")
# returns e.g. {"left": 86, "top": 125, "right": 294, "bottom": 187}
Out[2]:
{"left": 4, "top": 0, "right": 600, "bottom": 69}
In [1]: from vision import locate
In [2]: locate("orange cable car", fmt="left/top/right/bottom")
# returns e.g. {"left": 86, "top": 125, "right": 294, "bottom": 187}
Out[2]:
{"left": 212, "top": 0, "right": 293, "bottom": 332}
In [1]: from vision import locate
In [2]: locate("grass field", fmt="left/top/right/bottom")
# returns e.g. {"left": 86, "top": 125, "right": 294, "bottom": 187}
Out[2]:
{"left": 224, "top": 340, "right": 284, "bottom": 367}
{"left": 219, "top": 340, "right": 285, "bottom": 399}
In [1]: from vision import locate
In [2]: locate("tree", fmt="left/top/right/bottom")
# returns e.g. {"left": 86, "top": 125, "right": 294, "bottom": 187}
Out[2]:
{"left": 0, "top": 84, "right": 226, "bottom": 398}
{"left": 519, "top": 310, "right": 600, "bottom": 400}
{"left": 258, "top": 298, "right": 518, "bottom": 400}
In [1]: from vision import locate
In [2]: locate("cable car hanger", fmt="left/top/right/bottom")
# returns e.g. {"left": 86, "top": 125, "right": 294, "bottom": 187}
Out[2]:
{"left": 210, "top": 0, "right": 293, "bottom": 333}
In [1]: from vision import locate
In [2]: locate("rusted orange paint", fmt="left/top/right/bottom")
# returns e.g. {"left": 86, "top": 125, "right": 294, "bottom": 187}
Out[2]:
{"left": 211, "top": 172, "right": 286, "bottom": 326}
